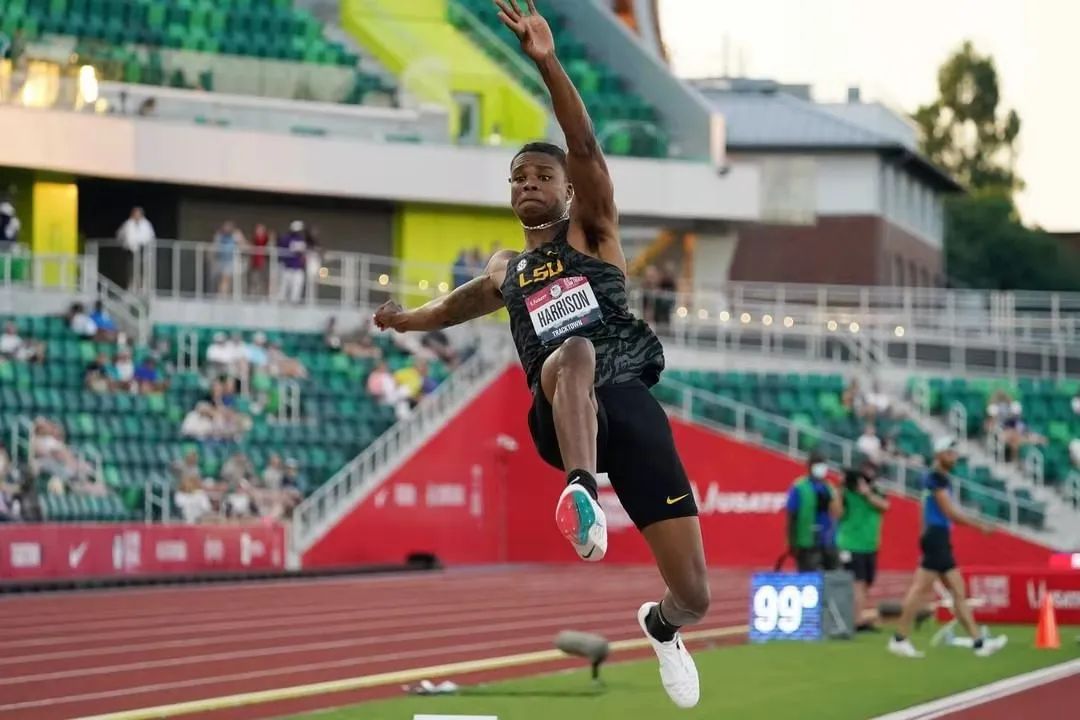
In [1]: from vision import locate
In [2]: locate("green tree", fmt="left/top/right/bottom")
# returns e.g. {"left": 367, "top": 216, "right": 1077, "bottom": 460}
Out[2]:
{"left": 916, "top": 43, "right": 1080, "bottom": 290}
{"left": 944, "top": 191, "right": 1080, "bottom": 291}
{"left": 915, "top": 41, "right": 1022, "bottom": 193}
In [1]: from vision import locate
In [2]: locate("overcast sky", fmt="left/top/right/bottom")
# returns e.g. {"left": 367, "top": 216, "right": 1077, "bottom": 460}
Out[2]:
{"left": 658, "top": 0, "right": 1079, "bottom": 232}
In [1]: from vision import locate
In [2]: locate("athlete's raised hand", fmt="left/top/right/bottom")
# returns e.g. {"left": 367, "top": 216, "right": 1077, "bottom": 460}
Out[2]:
{"left": 373, "top": 300, "right": 410, "bottom": 333}
{"left": 495, "top": 0, "right": 555, "bottom": 63}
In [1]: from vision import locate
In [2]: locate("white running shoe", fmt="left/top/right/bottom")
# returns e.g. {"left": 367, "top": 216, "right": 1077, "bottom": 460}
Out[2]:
{"left": 637, "top": 602, "right": 700, "bottom": 709}
{"left": 554, "top": 482, "right": 607, "bottom": 562}
{"left": 888, "top": 637, "right": 926, "bottom": 658}
{"left": 975, "top": 634, "right": 1008, "bottom": 657}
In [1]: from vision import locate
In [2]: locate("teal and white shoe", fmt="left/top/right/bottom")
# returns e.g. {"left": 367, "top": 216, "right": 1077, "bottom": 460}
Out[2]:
{"left": 554, "top": 483, "right": 607, "bottom": 562}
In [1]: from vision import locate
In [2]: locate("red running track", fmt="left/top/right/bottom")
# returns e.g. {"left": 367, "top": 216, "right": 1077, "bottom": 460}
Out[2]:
{"left": 0, "top": 565, "right": 912, "bottom": 720}
{"left": 940, "top": 674, "right": 1080, "bottom": 719}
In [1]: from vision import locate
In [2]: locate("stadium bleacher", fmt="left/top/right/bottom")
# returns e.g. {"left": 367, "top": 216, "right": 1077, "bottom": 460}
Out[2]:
{"left": 659, "top": 369, "right": 1048, "bottom": 529}
{"left": 2, "top": 0, "right": 395, "bottom": 103}
{"left": 0, "top": 313, "right": 452, "bottom": 522}
{"left": 915, "top": 375, "right": 1080, "bottom": 487}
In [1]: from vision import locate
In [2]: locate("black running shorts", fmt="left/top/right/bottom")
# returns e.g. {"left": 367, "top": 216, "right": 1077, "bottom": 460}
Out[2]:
{"left": 919, "top": 526, "right": 956, "bottom": 574}
{"left": 527, "top": 378, "right": 698, "bottom": 530}
{"left": 842, "top": 551, "right": 878, "bottom": 586}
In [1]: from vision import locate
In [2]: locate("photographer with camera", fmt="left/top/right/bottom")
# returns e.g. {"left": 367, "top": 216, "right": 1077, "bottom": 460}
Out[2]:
{"left": 838, "top": 458, "right": 889, "bottom": 632}
{"left": 786, "top": 451, "right": 842, "bottom": 572}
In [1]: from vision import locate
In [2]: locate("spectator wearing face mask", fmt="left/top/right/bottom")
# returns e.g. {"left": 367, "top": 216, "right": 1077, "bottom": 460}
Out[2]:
{"left": 786, "top": 450, "right": 842, "bottom": 572}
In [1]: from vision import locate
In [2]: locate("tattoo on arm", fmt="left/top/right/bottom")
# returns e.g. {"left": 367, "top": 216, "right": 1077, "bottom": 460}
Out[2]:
{"left": 438, "top": 276, "right": 501, "bottom": 327}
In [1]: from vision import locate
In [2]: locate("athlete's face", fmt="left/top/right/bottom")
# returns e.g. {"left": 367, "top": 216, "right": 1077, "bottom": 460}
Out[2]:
{"left": 937, "top": 449, "right": 958, "bottom": 471}
{"left": 509, "top": 152, "right": 573, "bottom": 225}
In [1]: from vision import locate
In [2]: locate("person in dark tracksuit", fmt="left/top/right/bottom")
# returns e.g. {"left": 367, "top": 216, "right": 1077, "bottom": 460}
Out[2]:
{"left": 888, "top": 436, "right": 1008, "bottom": 658}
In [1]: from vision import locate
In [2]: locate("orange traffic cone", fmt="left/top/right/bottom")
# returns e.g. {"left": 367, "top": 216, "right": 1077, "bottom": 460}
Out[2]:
{"left": 1035, "top": 593, "right": 1060, "bottom": 649}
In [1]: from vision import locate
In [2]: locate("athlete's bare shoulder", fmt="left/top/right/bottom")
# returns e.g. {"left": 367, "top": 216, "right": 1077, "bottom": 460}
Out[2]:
{"left": 487, "top": 248, "right": 519, "bottom": 293}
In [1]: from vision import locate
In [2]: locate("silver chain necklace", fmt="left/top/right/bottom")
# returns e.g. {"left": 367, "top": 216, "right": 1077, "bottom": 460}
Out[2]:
{"left": 521, "top": 211, "right": 570, "bottom": 232}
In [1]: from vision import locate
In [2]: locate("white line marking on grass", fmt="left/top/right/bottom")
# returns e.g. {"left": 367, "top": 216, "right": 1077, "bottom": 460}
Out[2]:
{"left": 872, "top": 658, "right": 1080, "bottom": 720}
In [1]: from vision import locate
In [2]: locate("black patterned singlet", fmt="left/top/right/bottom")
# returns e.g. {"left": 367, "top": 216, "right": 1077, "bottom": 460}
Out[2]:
{"left": 499, "top": 223, "right": 664, "bottom": 391}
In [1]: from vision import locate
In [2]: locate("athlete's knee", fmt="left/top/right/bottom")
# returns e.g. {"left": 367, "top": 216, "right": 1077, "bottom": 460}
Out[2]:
{"left": 555, "top": 337, "right": 596, "bottom": 381}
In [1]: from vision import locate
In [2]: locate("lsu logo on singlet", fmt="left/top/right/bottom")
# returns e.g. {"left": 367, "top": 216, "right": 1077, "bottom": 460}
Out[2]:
{"left": 518, "top": 259, "right": 564, "bottom": 288}
{"left": 525, "top": 276, "right": 604, "bottom": 344}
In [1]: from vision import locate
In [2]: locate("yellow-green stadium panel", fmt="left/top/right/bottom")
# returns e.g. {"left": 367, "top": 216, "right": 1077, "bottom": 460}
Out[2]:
{"left": 341, "top": 0, "right": 547, "bottom": 144}
{"left": 394, "top": 203, "right": 521, "bottom": 318}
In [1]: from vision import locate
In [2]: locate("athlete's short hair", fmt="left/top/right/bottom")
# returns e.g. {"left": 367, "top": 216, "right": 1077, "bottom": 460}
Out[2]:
{"left": 512, "top": 142, "right": 567, "bottom": 169}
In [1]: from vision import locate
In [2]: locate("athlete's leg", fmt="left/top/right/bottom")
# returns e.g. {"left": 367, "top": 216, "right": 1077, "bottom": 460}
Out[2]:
{"left": 941, "top": 568, "right": 981, "bottom": 639}
{"left": 540, "top": 336, "right": 598, "bottom": 475}
{"left": 895, "top": 568, "right": 937, "bottom": 639}
{"left": 537, "top": 337, "right": 607, "bottom": 561}
{"left": 642, "top": 516, "right": 710, "bottom": 627}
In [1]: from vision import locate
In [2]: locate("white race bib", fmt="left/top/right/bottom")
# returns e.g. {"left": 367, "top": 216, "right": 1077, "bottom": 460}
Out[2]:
{"left": 526, "top": 276, "right": 603, "bottom": 344}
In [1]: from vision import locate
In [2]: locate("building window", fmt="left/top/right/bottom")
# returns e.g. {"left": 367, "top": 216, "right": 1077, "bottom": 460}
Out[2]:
{"left": 920, "top": 267, "right": 930, "bottom": 288}
{"left": 909, "top": 260, "right": 918, "bottom": 287}
{"left": 895, "top": 256, "right": 905, "bottom": 286}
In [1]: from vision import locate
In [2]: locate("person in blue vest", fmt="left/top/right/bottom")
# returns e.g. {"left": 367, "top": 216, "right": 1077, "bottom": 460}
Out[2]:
{"left": 786, "top": 450, "right": 842, "bottom": 572}
{"left": 888, "top": 436, "right": 1008, "bottom": 658}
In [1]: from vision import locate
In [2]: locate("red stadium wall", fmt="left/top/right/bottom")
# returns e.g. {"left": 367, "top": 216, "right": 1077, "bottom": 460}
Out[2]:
{"left": 302, "top": 366, "right": 1052, "bottom": 570}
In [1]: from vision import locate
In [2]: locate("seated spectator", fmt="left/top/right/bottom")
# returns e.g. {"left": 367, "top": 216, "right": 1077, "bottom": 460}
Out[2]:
{"left": 861, "top": 382, "right": 891, "bottom": 419}
{"left": 394, "top": 359, "right": 437, "bottom": 402}
{"left": 220, "top": 452, "right": 254, "bottom": 486}
{"left": 85, "top": 351, "right": 111, "bottom": 392}
{"left": 282, "top": 457, "right": 307, "bottom": 497}
{"left": 109, "top": 347, "right": 136, "bottom": 390}
{"left": 30, "top": 417, "right": 86, "bottom": 482}
{"left": 390, "top": 330, "right": 437, "bottom": 361}
{"left": 1072, "top": 392, "right": 1080, "bottom": 417}
{"left": 368, "top": 360, "right": 411, "bottom": 420}
{"left": 66, "top": 302, "right": 98, "bottom": 339}
{"left": 1070, "top": 438, "right": 1080, "bottom": 471}
{"left": 856, "top": 423, "right": 884, "bottom": 466}
{"left": 134, "top": 355, "right": 167, "bottom": 393}
{"left": 245, "top": 331, "right": 270, "bottom": 370}
{"left": 223, "top": 478, "right": 257, "bottom": 519}
{"left": 89, "top": 301, "right": 119, "bottom": 342}
{"left": 262, "top": 453, "right": 285, "bottom": 490}
{"left": 181, "top": 402, "right": 217, "bottom": 440}
{"left": 267, "top": 340, "right": 307, "bottom": 379}
{"left": 0, "top": 442, "right": 9, "bottom": 482}
{"left": 175, "top": 472, "right": 213, "bottom": 524}
{"left": 0, "top": 321, "right": 45, "bottom": 363}
{"left": 206, "top": 331, "right": 248, "bottom": 380}
{"left": 0, "top": 478, "right": 21, "bottom": 522}
{"left": 172, "top": 449, "right": 202, "bottom": 484}
{"left": 422, "top": 330, "right": 459, "bottom": 368}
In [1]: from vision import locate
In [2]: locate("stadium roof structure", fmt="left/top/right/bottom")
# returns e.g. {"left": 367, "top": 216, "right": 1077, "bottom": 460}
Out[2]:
{"left": 693, "top": 78, "right": 962, "bottom": 192}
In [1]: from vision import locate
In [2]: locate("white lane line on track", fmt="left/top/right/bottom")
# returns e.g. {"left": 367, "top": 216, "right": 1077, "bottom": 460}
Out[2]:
{"left": 3, "top": 591, "right": 755, "bottom": 667}
{"left": 8, "top": 621, "right": 747, "bottom": 716}
{"left": 871, "top": 658, "right": 1080, "bottom": 720}
{"left": 3, "top": 601, "right": 750, "bottom": 685}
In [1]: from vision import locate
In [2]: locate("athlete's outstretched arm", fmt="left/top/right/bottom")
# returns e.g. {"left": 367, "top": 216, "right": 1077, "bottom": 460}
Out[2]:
{"left": 373, "top": 251, "right": 514, "bottom": 332}
{"left": 496, "top": 0, "right": 617, "bottom": 235}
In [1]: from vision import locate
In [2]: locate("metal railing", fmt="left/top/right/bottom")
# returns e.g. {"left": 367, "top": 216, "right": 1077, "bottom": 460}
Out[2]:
{"left": 658, "top": 380, "right": 1049, "bottom": 531}
{"left": 0, "top": 250, "right": 96, "bottom": 296}
{"left": 291, "top": 338, "right": 515, "bottom": 552}
{"left": 96, "top": 274, "right": 150, "bottom": 345}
